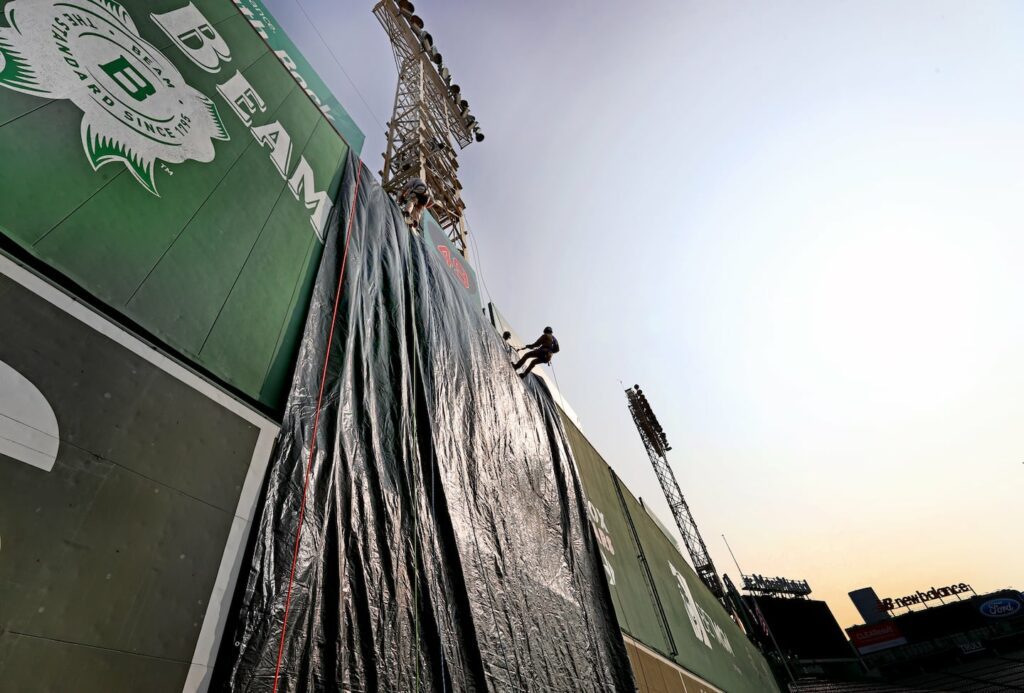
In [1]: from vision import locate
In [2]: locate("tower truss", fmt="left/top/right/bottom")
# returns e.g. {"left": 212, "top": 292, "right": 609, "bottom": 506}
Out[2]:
{"left": 625, "top": 385, "right": 724, "bottom": 599}
{"left": 373, "top": 0, "right": 483, "bottom": 256}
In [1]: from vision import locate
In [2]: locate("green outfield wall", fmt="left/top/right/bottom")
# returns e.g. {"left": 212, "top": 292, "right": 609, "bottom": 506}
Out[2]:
{"left": 562, "top": 415, "right": 780, "bottom": 693}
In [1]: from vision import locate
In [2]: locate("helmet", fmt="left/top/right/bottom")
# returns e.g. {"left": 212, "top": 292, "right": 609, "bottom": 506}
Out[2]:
{"left": 543, "top": 326, "right": 553, "bottom": 334}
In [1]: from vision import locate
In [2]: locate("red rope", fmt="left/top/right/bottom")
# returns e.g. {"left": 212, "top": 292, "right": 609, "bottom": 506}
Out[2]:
{"left": 272, "top": 162, "right": 364, "bottom": 693}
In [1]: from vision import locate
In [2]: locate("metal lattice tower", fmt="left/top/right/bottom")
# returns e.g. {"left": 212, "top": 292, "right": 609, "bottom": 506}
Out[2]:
{"left": 625, "top": 386, "right": 724, "bottom": 599}
{"left": 373, "top": 0, "right": 483, "bottom": 256}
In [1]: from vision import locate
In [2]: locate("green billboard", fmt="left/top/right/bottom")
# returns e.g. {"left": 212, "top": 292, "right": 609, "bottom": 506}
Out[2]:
{"left": 562, "top": 414, "right": 779, "bottom": 693}
{"left": 0, "top": 0, "right": 361, "bottom": 412}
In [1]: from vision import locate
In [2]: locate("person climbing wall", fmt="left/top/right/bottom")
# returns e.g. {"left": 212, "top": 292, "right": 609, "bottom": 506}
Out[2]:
{"left": 397, "top": 177, "right": 434, "bottom": 231}
{"left": 513, "top": 326, "right": 559, "bottom": 378}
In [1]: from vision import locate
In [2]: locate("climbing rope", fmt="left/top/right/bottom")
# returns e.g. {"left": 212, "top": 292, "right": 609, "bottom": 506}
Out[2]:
{"left": 272, "top": 163, "right": 364, "bottom": 693}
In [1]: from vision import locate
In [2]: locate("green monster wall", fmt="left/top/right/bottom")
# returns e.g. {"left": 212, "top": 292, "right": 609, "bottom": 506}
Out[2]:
{"left": 0, "top": 0, "right": 361, "bottom": 412}
{"left": 562, "top": 415, "right": 780, "bottom": 693}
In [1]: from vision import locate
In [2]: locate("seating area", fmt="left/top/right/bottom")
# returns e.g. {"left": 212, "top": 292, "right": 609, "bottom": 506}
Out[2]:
{"left": 900, "top": 655, "right": 1024, "bottom": 692}
{"left": 789, "top": 653, "right": 1024, "bottom": 692}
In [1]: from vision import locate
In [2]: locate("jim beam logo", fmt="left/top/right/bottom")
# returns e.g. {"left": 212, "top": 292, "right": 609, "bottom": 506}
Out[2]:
{"left": 0, "top": 0, "right": 228, "bottom": 194}
{"left": 0, "top": 1, "right": 332, "bottom": 240}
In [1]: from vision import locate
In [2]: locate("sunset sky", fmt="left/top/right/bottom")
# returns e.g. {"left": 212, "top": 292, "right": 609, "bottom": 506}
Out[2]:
{"left": 267, "top": 0, "right": 1024, "bottom": 628}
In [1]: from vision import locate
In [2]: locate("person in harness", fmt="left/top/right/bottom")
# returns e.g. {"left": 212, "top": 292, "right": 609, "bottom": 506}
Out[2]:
{"left": 513, "top": 326, "right": 559, "bottom": 378}
{"left": 397, "top": 177, "right": 434, "bottom": 232}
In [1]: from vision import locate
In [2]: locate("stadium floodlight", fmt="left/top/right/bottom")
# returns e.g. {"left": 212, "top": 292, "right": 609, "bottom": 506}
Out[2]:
{"left": 625, "top": 386, "right": 724, "bottom": 600}
{"left": 375, "top": 0, "right": 484, "bottom": 257}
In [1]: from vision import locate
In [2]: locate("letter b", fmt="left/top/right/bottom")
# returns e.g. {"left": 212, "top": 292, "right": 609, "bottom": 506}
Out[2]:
{"left": 100, "top": 56, "right": 155, "bottom": 102}
{"left": 152, "top": 4, "right": 231, "bottom": 72}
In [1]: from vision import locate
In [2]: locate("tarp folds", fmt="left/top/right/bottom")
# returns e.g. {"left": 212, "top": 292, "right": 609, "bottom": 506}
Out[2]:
{"left": 219, "top": 154, "right": 633, "bottom": 692}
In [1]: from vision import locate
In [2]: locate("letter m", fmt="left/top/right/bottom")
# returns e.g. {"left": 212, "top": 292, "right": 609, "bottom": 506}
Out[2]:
{"left": 288, "top": 157, "right": 332, "bottom": 241}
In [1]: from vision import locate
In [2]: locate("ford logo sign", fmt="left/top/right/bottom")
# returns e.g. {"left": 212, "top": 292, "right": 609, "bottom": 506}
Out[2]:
{"left": 980, "top": 598, "right": 1021, "bottom": 618}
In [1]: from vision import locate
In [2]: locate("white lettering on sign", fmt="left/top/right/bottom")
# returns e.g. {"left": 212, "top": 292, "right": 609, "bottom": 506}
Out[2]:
{"left": 288, "top": 157, "right": 333, "bottom": 241}
{"left": 586, "top": 500, "right": 616, "bottom": 586}
{"left": 252, "top": 121, "right": 293, "bottom": 177}
{"left": 150, "top": 4, "right": 231, "bottom": 73}
{"left": 880, "top": 583, "right": 973, "bottom": 611}
{"left": 216, "top": 70, "right": 267, "bottom": 126}
{"left": 670, "top": 562, "right": 733, "bottom": 654}
{"left": 272, "top": 49, "right": 333, "bottom": 120}
{"left": 154, "top": 4, "right": 333, "bottom": 240}
{"left": 0, "top": 360, "right": 59, "bottom": 472}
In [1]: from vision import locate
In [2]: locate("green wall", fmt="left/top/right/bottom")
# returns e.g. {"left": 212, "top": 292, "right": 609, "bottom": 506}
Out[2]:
{"left": 562, "top": 415, "right": 780, "bottom": 693}
{"left": 234, "top": 0, "right": 364, "bottom": 153}
{"left": 0, "top": 0, "right": 359, "bottom": 412}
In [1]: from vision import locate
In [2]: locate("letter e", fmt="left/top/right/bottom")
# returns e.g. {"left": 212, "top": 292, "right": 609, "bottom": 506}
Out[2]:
{"left": 216, "top": 71, "right": 266, "bottom": 126}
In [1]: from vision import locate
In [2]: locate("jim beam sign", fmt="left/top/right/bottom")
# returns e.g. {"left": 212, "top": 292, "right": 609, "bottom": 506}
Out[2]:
{"left": 0, "top": 0, "right": 333, "bottom": 240}
{"left": 879, "top": 583, "right": 973, "bottom": 611}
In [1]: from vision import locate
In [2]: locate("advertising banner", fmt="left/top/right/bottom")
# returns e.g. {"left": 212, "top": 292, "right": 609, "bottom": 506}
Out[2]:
{"left": 0, "top": 0, "right": 356, "bottom": 412}
{"left": 0, "top": 255, "right": 277, "bottom": 692}
{"left": 421, "top": 211, "right": 479, "bottom": 303}
{"left": 979, "top": 595, "right": 1023, "bottom": 619}
{"left": 847, "top": 622, "right": 908, "bottom": 654}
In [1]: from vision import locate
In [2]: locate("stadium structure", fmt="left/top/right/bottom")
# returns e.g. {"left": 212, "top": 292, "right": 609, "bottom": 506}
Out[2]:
{"left": 0, "top": 1, "right": 784, "bottom": 691}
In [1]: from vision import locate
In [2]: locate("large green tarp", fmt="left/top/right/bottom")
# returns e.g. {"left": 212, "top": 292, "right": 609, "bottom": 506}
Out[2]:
{"left": 562, "top": 415, "right": 780, "bottom": 693}
{"left": 0, "top": 0, "right": 358, "bottom": 412}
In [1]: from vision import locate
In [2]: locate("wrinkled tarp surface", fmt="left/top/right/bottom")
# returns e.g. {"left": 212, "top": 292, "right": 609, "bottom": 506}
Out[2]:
{"left": 216, "top": 154, "right": 634, "bottom": 692}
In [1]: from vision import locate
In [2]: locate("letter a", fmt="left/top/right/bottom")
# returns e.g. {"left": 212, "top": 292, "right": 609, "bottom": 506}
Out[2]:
{"left": 288, "top": 157, "right": 332, "bottom": 242}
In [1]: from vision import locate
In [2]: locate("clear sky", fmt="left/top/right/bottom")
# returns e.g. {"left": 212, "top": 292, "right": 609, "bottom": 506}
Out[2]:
{"left": 265, "top": 0, "right": 1024, "bottom": 629}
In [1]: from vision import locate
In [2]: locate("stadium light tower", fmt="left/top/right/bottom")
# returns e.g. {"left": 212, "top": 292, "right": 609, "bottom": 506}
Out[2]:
{"left": 624, "top": 385, "right": 724, "bottom": 599}
{"left": 373, "top": 0, "right": 483, "bottom": 257}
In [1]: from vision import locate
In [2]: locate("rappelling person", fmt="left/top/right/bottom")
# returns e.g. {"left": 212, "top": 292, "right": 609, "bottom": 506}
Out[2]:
{"left": 398, "top": 177, "right": 434, "bottom": 232}
{"left": 513, "top": 327, "right": 559, "bottom": 378}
